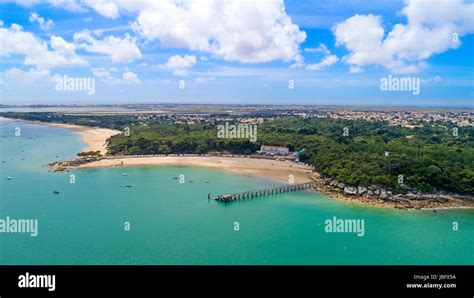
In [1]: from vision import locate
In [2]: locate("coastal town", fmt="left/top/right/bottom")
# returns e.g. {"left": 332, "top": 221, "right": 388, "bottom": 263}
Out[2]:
{"left": 1, "top": 104, "right": 471, "bottom": 128}
{"left": 114, "top": 105, "right": 474, "bottom": 128}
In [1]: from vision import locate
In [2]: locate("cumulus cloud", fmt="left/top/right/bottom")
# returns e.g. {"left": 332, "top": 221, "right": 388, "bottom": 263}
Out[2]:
{"left": 14, "top": 0, "right": 306, "bottom": 65}
{"left": 91, "top": 67, "right": 141, "bottom": 84}
{"left": 13, "top": 0, "right": 40, "bottom": 7}
{"left": 91, "top": 67, "right": 116, "bottom": 82}
{"left": 73, "top": 30, "right": 141, "bottom": 63}
{"left": 421, "top": 75, "right": 442, "bottom": 84}
{"left": 122, "top": 71, "right": 140, "bottom": 84}
{"left": 0, "top": 24, "right": 87, "bottom": 69}
{"left": 305, "top": 44, "right": 330, "bottom": 55}
{"left": 81, "top": 0, "right": 119, "bottom": 19}
{"left": 6, "top": 67, "right": 52, "bottom": 81}
{"left": 162, "top": 54, "right": 197, "bottom": 76}
{"left": 15, "top": 0, "right": 85, "bottom": 12}
{"left": 127, "top": 0, "right": 306, "bottom": 64}
{"left": 333, "top": 0, "right": 474, "bottom": 73}
{"left": 0, "top": 24, "right": 41, "bottom": 57}
{"left": 306, "top": 54, "right": 339, "bottom": 71}
{"left": 304, "top": 43, "right": 339, "bottom": 71}
{"left": 349, "top": 66, "right": 363, "bottom": 73}
{"left": 29, "top": 12, "right": 54, "bottom": 31}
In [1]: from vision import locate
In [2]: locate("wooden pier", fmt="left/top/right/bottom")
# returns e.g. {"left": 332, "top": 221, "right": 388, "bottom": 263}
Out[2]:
{"left": 213, "top": 183, "right": 313, "bottom": 203}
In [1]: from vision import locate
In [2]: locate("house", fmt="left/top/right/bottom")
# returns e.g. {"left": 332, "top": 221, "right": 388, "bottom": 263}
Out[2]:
{"left": 259, "top": 145, "right": 290, "bottom": 155}
{"left": 292, "top": 148, "right": 305, "bottom": 161}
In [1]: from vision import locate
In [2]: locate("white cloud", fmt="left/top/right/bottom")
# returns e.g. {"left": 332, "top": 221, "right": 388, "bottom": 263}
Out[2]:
{"left": 50, "top": 36, "right": 81, "bottom": 59}
{"left": 349, "top": 66, "right": 363, "bottom": 73}
{"left": 13, "top": 0, "right": 306, "bottom": 65}
{"left": 165, "top": 55, "right": 196, "bottom": 69}
{"left": 127, "top": 0, "right": 306, "bottom": 64}
{"left": 304, "top": 43, "right": 339, "bottom": 71}
{"left": 305, "top": 44, "right": 330, "bottom": 55}
{"left": 73, "top": 30, "right": 141, "bottom": 63}
{"left": 15, "top": 0, "right": 85, "bottom": 12}
{"left": 0, "top": 24, "right": 41, "bottom": 57}
{"left": 6, "top": 67, "right": 53, "bottom": 81}
{"left": 289, "top": 56, "right": 305, "bottom": 69}
{"left": 306, "top": 54, "right": 339, "bottom": 71}
{"left": 13, "top": 0, "right": 41, "bottom": 7}
{"left": 0, "top": 24, "right": 87, "bottom": 69}
{"left": 81, "top": 0, "right": 119, "bottom": 19}
{"left": 92, "top": 68, "right": 141, "bottom": 84}
{"left": 421, "top": 75, "right": 442, "bottom": 84}
{"left": 162, "top": 54, "right": 197, "bottom": 76}
{"left": 333, "top": 0, "right": 474, "bottom": 73}
{"left": 91, "top": 67, "right": 115, "bottom": 82}
{"left": 29, "top": 13, "right": 54, "bottom": 31}
{"left": 122, "top": 71, "right": 140, "bottom": 84}
{"left": 26, "top": 36, "right": 87, "bottom": 68}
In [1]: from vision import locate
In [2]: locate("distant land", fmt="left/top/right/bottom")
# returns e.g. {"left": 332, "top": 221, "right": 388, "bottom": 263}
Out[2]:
{"left": 0, "top": 103, "right": 473, "bottom": 114}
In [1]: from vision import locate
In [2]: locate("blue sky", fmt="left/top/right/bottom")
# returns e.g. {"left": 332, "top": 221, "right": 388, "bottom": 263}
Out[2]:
{"left": 0, "top": 0, "right": 473, "bottom": 107}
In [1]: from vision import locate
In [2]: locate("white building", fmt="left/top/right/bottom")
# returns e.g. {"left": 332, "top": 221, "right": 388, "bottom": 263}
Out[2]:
{"left": 259, "top": 145, "right": 290, "bottom": 155}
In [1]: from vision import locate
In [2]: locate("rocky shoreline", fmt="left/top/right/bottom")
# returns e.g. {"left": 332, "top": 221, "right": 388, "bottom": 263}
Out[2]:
{"left": 48, "top": 156, "right": 104, "bottom": 172}
{"left": 312, "top": 177, "right": 474, "bottom": 210}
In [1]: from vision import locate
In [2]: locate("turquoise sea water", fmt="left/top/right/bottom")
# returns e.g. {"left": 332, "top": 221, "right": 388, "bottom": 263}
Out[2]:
{"left": 0, "top": 120, "right": 473, "bottom": 265}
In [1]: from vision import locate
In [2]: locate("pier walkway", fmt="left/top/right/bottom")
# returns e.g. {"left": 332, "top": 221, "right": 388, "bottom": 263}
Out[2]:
{"left": 213, "top": 183, "right": 313, "bottom": 203}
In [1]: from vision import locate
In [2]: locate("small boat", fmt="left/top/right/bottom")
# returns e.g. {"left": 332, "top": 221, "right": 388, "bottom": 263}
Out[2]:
{"left": 53, "top": 190, "right": 59, "bottom": 194}
{"left": 189, "top": 180, "right": 194, "bottom": 183}
{"left": 172, "top": 177, "right": 178, "bottom": 179}
{"left": 125, "top": 185, "right": 132, "bottom": 188}
{"left": 122, "top": 173, "right": 127, "bottom": 176}
{"left": 205, "top": 181, "right": 210, "bottom": 184}
{"left": 6, "top": 176, "right": 12, "bottom": 180}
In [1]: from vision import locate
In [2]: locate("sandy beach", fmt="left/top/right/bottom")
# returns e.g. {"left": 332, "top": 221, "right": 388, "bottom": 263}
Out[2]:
{"left": 79, "top": 156, "right": 316, "bottom": 184}
{"left": 48, "top": 123, "right": 121, "bottom": 154}
{"left": 0, "top": 117, "right": 121, "bottom": 154}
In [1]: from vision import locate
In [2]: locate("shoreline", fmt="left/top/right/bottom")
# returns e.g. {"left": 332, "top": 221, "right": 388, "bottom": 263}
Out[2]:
{"left": 0, "top": 116, "right": 121, "bottom": 154}
{"left": 311, "top": 183, "right": 474, "bottom": 211}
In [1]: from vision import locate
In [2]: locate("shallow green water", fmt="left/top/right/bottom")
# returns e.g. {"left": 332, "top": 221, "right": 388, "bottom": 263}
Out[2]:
{"left": 0, "top": 120, "right": 473, "bottom": 265}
